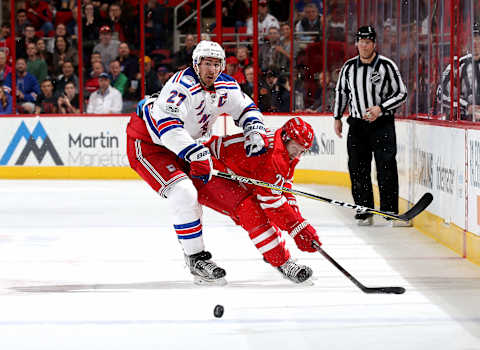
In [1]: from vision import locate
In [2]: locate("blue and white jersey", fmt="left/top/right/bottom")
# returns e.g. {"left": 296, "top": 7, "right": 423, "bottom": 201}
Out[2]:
{"left": 141, "top": 67, "right": 263, "bottom": 158}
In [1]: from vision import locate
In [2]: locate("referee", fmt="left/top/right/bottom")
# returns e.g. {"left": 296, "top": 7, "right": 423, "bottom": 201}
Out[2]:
{"left": 333, "top": 25, "right": 407, "bottom": 226}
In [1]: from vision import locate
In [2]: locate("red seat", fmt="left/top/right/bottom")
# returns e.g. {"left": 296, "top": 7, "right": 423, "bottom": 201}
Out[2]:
{"left": 237, "top": 26, "right": 249, "bottom": 42}
{"left": 222, "top": 27, "right": 236, "bottom": 44}
{"left": 55, "top": 10, "right": 74, "bottom": 26}
{"left": 150, "top": 49, "right": 171, "bottom": 59}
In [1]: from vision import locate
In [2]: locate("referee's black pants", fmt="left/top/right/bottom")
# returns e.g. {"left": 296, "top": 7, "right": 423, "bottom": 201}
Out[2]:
{"left": 346, "top": 116, "right": 399, "bottom": 214}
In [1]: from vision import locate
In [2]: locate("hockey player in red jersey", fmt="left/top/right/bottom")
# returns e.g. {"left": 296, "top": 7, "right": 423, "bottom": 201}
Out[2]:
{"left": 126, "top": 41, "right": 269, "bottom": 285}
{"left": 197, "top": 117, "right": 321, "bottom": 283}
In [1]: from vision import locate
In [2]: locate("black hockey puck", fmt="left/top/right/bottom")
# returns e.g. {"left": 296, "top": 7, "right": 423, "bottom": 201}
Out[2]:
{"left": 213, "top": 304, "right": 224, "bottom": 318}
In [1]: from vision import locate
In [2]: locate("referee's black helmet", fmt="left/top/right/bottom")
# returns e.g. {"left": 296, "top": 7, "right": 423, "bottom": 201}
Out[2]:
{"left": 355, "top": 25, "right": 376, "bottom": 42}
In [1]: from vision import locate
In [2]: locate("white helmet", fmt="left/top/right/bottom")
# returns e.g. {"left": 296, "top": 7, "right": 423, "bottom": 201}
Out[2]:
{"left": 192, "top": 40, "right": 225, "bottom": 76}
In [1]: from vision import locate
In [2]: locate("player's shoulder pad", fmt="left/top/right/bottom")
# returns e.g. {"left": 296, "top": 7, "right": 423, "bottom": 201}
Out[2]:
{"left": 214, "top": 73, "right": 239, "bottom": 91}
{"left": 216, "top": 73, "right": 236, "bottom": 82}
{"left": 170, "top": 67, "right": 200, "bottom": 90}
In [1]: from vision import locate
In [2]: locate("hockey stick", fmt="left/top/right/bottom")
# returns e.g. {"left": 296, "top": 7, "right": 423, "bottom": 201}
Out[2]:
{"left": 212, "top": 170, "right": 433, "bottom": 222}
{"left": 312, "top": 241, "right": 405, "bottom": 294}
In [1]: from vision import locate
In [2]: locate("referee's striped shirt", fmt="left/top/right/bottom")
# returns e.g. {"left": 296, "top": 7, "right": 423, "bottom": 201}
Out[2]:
{"left": 334, "top": 53, "right": 407, "bottom": 120}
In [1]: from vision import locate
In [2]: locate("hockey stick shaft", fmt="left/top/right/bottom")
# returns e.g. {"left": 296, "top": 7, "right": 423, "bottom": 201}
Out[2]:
{"left": 312, "top": 242, "right": 405, "bottom": 294}
{"left": 212, "top": 170, "right": 432, "bottom": 221}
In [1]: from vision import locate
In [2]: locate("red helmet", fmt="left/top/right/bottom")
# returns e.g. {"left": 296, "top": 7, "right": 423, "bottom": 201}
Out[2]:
{"left": 281, "top": 117, "right": 314, "bottom": 149}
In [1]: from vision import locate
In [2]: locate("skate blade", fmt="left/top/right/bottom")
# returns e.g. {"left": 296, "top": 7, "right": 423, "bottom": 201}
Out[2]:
{"left": 298, "top": 279, "right": 314, "bottom": 286}
{"left": 193, "top": 276, "right": 227, "bottom": 286}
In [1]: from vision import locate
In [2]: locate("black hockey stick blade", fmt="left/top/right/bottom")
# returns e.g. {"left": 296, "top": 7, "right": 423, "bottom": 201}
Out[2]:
{"left": 312, "top": 242, "right": 406, "bottom": 294}
{"left": 396, "top": 192, "right": 433, "bottom": 221}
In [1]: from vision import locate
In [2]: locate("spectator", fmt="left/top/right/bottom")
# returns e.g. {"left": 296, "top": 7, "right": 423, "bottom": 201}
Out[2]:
{"left": 55, "top": 23, "right": 72, "bottom": 44}
{"left": 145, "top": 0, "right": 166, "bottom": 53}
{"left": 0, "top": 51, "right": 12, "bottom": 85}
{"left": 280, "top": 22, "right": 299, "bottom": 57}
{"left": 87, "top": 52, "right": 103, "bottom": 74}
{"left": 143, "top": 55, "right": 161, "bottom": 95}
{"left": 55, "top": 61, "right": 78, "bottom": 95}
{"left": 109, "top": 59, "right": 128, "bottom": 95}
{"left": 52, "top": 36, "right": 78, "bottom": 76}
{"left": 26, "top": 42, "right": 48, "bottom": 84}
{"left": 295, "top": 3, "right": 323, "bottom": 42}
{"left": 16, "top": 25, "right": 38, "bottom": 60}
{"left": 326, "top": 3, "right": 346, "bottom": 42}
{"left": 85, "top": 60, "right": 104, "bottom": 95}
{"left": 246, "top": 0, "right": 280, "bottom": 41}
{"left": 0, "top": 23, "right": 13, "bottom": 63}
{"left": 438, "top": 23, "right": 480, "bottom": 121}
{"left": 57, "top": 81, "right": 79, "bottom": 114}
{"left": 117, "top": 42, "right": 138, "bottom": 81}
{"left": 104, "top": 3, "right": 128, "bottom": 43}
{"left": 296, "top": 0, "right": 323, "bottom": 14}
{"left": 269, "top": 0, "right": 289, "bottom": 23}
{"left": 0, "top": 87, "right": 12, "bottom": 114}
{"left": 174, "top": 34, "right": 196, "bottom": 70}
{"left": 222, "top": 0, "right": 249, "bottom": 29}
{"left": 3, "top": 58, "right": 40, "bottom": 113}
{"left": 225, "top": 56, "right": 246, "bottom": 84}
{"left": 55, "top": 0, "right": 75, "bottom": 10}
{"left": 259, "top": 26, "right": 290, "bottom": 73}
{"left": 306, "top": 71, "right": 335, "bottom": 112}
{"left": 82, "top": 3, "right": 100, "bottom": 58}
{"left": 235, "top": 45, "right": 250, "bottom": 73}
{"left": 86, "top": 72, "right": 122, "bottom": 114}
{"left": 25, "top": 0, "right": 54, "bottom": 37}
{"left": 15, "top": 10, "right": 30, "bottom": 37}
{"left": 240, "top": 64, "right": 254, "bottom": 98}
{"left": 272, "top": 73, "right": 290, "bottom": 112}
{"left": 258, "top": 69, "right": 278, "bottom": 112}
{"left": 36, "top": 39, "right": 54, "bottom": 75}
{"left": 156, "top": 65, "right": 173, "bottom": 88}
{"left": 293, "top": 65, "right": 307, "bottom": 111}
{"left": 35, "top": 78, "right": 58, "bottom": 114}
{"left": 93, "top": 25, "right": 120, "bottom": 69}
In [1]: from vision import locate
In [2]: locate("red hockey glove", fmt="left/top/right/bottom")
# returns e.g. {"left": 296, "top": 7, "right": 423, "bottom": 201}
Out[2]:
{"left": 185, "top": 145, "right": 213, "bottom": 184}
{"left": 289, "top": 221, "right": 320, "bottom": 252}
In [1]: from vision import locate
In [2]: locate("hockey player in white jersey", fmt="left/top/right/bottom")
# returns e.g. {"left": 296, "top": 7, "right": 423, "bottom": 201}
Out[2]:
{"left": 126, "top": 40, "right": 268, "bottom": 284}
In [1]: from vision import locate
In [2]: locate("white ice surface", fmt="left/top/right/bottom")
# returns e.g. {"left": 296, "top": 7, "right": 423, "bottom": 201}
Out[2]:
{"left": 0, "top": 180, "right": 479, "bottom": 350}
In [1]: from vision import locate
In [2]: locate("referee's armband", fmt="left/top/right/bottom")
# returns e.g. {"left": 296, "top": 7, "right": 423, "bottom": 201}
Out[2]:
{"left": 334, "top": 115, "right": 342, "bottom": 120}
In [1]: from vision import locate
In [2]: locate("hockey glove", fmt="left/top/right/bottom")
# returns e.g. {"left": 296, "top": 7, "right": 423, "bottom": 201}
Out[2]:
{"left": 244, "top": 121, "right": 268, "bottom": 157}
{"left": 289, "top": 221, "right": 320, "bottom": 253}
{"left": 185, "top": 145, "right": 213, "bottom": 184}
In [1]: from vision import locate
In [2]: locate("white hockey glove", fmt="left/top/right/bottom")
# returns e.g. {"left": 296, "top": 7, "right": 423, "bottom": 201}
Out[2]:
{"left": 185, "top": 144, "right": 213, "bottom": 184}
{"left": 244, "top": 121, "right": 268, "bottom": 157}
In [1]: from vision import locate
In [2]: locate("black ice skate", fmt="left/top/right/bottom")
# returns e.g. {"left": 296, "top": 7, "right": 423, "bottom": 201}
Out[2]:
{"left": 185, "top": 251, "right": 227, "bottom": 286}
{"left": 355, "top": 213, "right": 373, "bottom": 226}
{"left": 277, "top": 258, "right": 313, "bottom": 284}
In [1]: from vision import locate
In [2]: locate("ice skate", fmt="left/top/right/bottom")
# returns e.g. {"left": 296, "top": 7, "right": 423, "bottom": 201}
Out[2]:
{"left": 185, "top": 251, "right": 227, "bottom": 286}
{"left": 355, "top": 213, "right": 373, "bottom": 226}
{"left": 383, "top": 213, "right": 412, "bottom": 227}
{"left": 277, "top": 258, "right": 313, "bottom": 284}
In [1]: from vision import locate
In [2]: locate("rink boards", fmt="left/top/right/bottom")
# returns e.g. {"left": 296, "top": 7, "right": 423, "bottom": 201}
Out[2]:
{"left": 0, "top": 114, "right": 479, "bottom": 263}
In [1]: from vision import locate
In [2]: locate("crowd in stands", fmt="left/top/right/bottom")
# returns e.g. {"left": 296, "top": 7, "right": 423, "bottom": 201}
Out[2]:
{"left": 1, "top": 0, "right": 473, "bottom": 119}
{"left": 0, "top": 0, "right": 347, "bottom": 115}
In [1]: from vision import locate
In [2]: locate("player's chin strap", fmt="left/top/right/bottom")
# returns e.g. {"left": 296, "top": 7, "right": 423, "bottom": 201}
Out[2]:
{"left": 212, "top": 170, "right": 433, "bottom": 222}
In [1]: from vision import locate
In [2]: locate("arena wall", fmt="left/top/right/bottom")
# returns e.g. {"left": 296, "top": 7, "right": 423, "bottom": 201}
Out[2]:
{"left": 1, "top": 114, "right": 478, "bottom": 265}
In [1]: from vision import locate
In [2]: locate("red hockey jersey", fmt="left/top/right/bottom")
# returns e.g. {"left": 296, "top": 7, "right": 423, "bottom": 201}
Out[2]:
{"left": 206, "top": 128, "right": 305, "bottom": 232}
